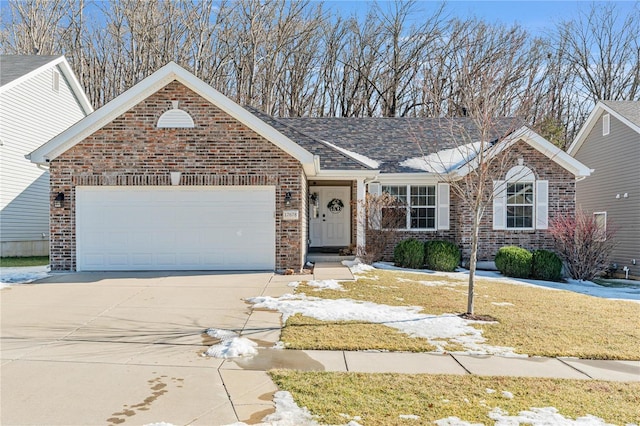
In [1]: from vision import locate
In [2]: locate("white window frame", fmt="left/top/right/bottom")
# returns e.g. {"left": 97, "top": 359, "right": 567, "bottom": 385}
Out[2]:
{"left": 594, "top": 211, "right": 607, "bottom": 241}
{"left": 506, "top": 181, "right": 535, "bottom": 230}
{"left": 602, "top": 113, "right": 610, "bottom": 136}
{"left": 382, "top": 184, "right": 437, "bottom": 230}
{"left": 494, "top": 165, "right": 548, "bottom": 231}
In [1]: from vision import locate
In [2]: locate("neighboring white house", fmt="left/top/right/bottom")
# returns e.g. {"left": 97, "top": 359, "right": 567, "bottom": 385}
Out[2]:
{"left": 0, "top": 55, "right": 92, "bottom": 256}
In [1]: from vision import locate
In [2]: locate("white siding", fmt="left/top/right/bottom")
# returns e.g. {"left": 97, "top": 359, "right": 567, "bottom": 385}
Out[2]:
{"left": 0, "top": 64, "right": 87, "bottom": 243}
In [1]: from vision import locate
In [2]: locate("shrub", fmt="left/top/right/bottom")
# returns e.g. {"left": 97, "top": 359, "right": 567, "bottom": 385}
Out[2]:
{"left": 424, "top": 240, "right": 460, "bottom": 272}
{"left": 531, "top": 249, "right": 563, "bottom": 282}
{"left": 356, "top": 193, "right": 405, "bottom": 264}
{"left": 393, "top": 239, "right": 425, "bottom": 269}
{"left": 494, "top": 246, "right": 532, "bottom": 278}
{"left": 548, "top": 209, "right": 617, "bottom": 281}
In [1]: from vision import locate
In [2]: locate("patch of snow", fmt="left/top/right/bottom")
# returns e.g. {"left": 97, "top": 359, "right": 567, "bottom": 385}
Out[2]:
{"left": 321, "top": 140, "right": 380, "bottom": 169}
{"left": 224, "top": 391, "right": 321, "bottom": 425}
{"left": 485, "top": 388, "right": 496, "bottom": 394}
{"left": 288, "top": 279, "right": 343, "bottom": 291}
{"left": 488, "top": 407, "right": 615, "bottom": 425}
{"left": 399, "top": 414, "right": 420, "bottom": 420}
{"left": 492, "top": 302, "right": 514, "bottom": 307}
{"left": 0, "top": 265, "right": 50, "bottom": 287}
{"left": 400, "top": 142, "right": 482, "bottom": 174}
{"left": 204, "top": 337, "right": 257, "bottom": 358}
{"left": 342, "top": 259, "right": 376, "bottom": 274}
{"left": 247, "top": 293, "right": 521, "bottom": 356}
{"left": 435, "top": 417, "right": 482, "bottom": 426}
{"left": 501, "top": 391, "right": 514, "bottom": 399}
{"left": 307, "top": 279, "right": 344, "bottom": 291}
{"left": 202, "top": 328, "right": 257, "bottom": 358}
{"left": 205, "top": 328, "right": 238, "bottom": 340}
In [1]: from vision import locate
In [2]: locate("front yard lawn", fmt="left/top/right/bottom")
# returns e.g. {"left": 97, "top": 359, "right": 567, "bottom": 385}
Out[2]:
{"left": 270, "top": 370, "right": 640, "bottom": 425}
{"left": 0, "top": 256, "right": 49, "bottom": 267}
{"left": 279, "top": 269, "right": 640, "bottom": 359}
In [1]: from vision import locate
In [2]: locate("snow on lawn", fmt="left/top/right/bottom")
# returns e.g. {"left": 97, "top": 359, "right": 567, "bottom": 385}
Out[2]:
{"left": 0, "top": 265, "right": 50, "bottom": 287}
{"left": 248, "top": 293, "right": 521, "bottom": 356}
{"left": 373, "top": 262, "right": 640, "bottom": 302}
{"left": 288, "top": 279, "right": 344, "bottom": 291}
{"left": 221, "top": 391, "right": 354, "bottom": 426}
{"left": 202, "top": 328, "right": 257, "bottom": 358}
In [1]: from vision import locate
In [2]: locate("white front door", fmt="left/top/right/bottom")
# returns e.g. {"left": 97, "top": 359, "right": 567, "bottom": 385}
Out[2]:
{"left": 309, "top": 186, "right": 351, "bottom": 247}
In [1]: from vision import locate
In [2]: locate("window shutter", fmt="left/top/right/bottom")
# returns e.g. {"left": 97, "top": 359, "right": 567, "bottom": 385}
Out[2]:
{"left": 368, "top": 182, "right": 381, "bottom": 195}
{"left": 535, "top": 180, "right": 549, "bottom": 230}
{"left": 437, "top": 183, "right": 450, "bottom": 230}
{"left": 493, "top": 180, "right": 506, "bottom": 230}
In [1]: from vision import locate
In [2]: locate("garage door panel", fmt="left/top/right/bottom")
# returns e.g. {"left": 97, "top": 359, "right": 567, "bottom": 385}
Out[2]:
{"left": 76, "top": 186, "right": 275, "bottom": 271}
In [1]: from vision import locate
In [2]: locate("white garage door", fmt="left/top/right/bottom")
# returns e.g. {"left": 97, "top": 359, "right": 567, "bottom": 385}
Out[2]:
{"left": 76, "top": 186, "right": 276, "bottom": 271}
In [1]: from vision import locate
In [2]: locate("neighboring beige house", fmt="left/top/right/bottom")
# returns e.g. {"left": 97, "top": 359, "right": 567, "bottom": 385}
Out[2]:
{"left": 568, "top": 101, "right": 640, "bottom": 280}
{"left": 29, "top": 62, "right": 589, "bottom": 272}
{"left": 0, "top": 55, "right": 93, "bottom": 257}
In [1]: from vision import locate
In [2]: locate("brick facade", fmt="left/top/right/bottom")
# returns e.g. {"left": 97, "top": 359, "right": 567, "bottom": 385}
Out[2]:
{"left": 49, "top": 81, "right": 305, "bottom": 271}
{"left": 380, "top": 141, "right": 576, "bottom": 263}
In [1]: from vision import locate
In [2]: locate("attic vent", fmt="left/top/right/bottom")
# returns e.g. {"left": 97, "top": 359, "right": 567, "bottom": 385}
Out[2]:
{"left": 157, "top": 101, "right": 195, "bottom": 128}
{"left": 52, "top": 69, "right": 60, "bottom": 92}
{"left": 602, "top": 113, "right": 610, "bottom": 136}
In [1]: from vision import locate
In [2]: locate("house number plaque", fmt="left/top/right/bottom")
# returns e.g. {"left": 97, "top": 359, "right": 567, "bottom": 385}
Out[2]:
{"left": 283, "top": 210, "right": 299, "bottom": 221}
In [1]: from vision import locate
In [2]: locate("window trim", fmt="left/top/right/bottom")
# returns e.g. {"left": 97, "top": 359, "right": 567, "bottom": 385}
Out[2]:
{"left": 602, "top": 113, "right": 610, "bottom": 136}
{"left": 505, "top": 181, "right": 535, "bottom": 230}
{"left": 382, "top": 184, "right": 437, "bottom": 231}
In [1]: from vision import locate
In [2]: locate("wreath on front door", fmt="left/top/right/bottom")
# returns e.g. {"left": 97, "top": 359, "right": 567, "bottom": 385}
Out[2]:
{"left": 327, "top": 198, "right": 344, "bottom": 214}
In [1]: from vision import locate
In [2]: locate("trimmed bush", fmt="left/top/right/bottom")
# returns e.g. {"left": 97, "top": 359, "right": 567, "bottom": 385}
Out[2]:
{"left": 424, "top": 240, "right": 461, "bottom": 272}
{"left": 393, "top": 239, "right": 425, "bottom": 269}
{"left": 531, "top": 249, "right": 563, "bottom": 282}
{"left": 494, "top": 246, "right": 532, "bottom": 278}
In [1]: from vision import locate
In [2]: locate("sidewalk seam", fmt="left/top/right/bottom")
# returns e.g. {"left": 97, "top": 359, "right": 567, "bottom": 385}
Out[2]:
{"left": 556, "top": 357, "right": 594, "bottom": 379}
{"left": 449, "top": 354, "right": 472, "bottom": 375}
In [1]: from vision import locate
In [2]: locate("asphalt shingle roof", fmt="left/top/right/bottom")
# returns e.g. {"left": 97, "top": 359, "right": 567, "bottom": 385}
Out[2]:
{"left": 0, "top": 55, "right": 62, "bottom": 87}
{"left": 602, "top": 101, "right": 640, "bottom": 128}
{"left": 278, "top": 116, "right": 523, "bottom": 173}
{"left": 247, "top": 107, "right": 372, "bottom": 171}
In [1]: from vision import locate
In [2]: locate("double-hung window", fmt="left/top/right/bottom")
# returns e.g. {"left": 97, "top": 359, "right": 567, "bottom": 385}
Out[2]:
{"left": 382, "top": 185, "right": 436, "bottom": 230}
{"left": 506, "top": 182, "right": 534, "bottom": 228}
{"left": 493, "top": 164, "right": 548, "bottom": 231}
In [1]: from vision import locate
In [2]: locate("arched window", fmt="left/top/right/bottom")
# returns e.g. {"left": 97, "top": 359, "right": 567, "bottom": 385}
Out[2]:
{"left": 493, "top": 164, "right": 548, "bottom": 230}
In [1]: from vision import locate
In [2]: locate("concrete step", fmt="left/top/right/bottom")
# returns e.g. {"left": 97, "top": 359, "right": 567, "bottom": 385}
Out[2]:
{"left": 307, "top": 254, "right": 355, "bottom": 263}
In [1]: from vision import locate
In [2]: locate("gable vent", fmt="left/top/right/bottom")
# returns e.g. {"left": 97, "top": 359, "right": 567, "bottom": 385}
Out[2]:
{"left": 157, "top": 101, "right": 195, "bottom": 128}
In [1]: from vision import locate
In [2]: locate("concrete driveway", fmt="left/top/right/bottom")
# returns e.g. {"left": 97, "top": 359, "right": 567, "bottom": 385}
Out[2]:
{"left": 1, "top": 271, "right": 290, "bottom": 425}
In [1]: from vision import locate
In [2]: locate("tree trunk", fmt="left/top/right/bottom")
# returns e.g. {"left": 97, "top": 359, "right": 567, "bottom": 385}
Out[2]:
{"left": 467, "top": 207, "right": 481, "bottom": 315}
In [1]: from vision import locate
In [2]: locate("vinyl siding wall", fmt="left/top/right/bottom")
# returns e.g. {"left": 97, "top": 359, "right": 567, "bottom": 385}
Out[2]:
{"left": 573, "top": 113, "right": 640, "bottom": 278}
{"left": 0, "top": 64, "right": 87, "bottom": 253}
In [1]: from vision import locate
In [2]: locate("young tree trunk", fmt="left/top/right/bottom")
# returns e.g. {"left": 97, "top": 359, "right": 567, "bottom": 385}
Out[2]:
{"left": 467, "top": 206, "right": 481, "bottom": 315}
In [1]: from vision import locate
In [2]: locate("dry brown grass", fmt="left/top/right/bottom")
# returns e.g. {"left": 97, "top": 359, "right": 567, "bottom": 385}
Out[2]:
{"left": 281, "top": 270, "right": 640, "bottom": 359}
{"left": 271, "top": 370, "right": 640, "bottom": 425}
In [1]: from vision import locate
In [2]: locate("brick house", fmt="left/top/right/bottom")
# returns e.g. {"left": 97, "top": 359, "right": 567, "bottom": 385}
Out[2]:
{"left": 29, "top": 62, "right": 590, "bottom": 272}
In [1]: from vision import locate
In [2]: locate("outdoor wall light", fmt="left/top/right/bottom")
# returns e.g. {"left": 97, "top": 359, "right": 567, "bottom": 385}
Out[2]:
{"left": 284, "top": 192, "right": 292, "bottom": 206}
{"left": 54, "top": 192, "right": 65, "bottom": 208}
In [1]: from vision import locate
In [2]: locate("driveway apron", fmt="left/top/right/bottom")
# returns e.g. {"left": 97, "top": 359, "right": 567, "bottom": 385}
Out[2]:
{"left": 0, "top": 271, "right": 288, "bottom": 425}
